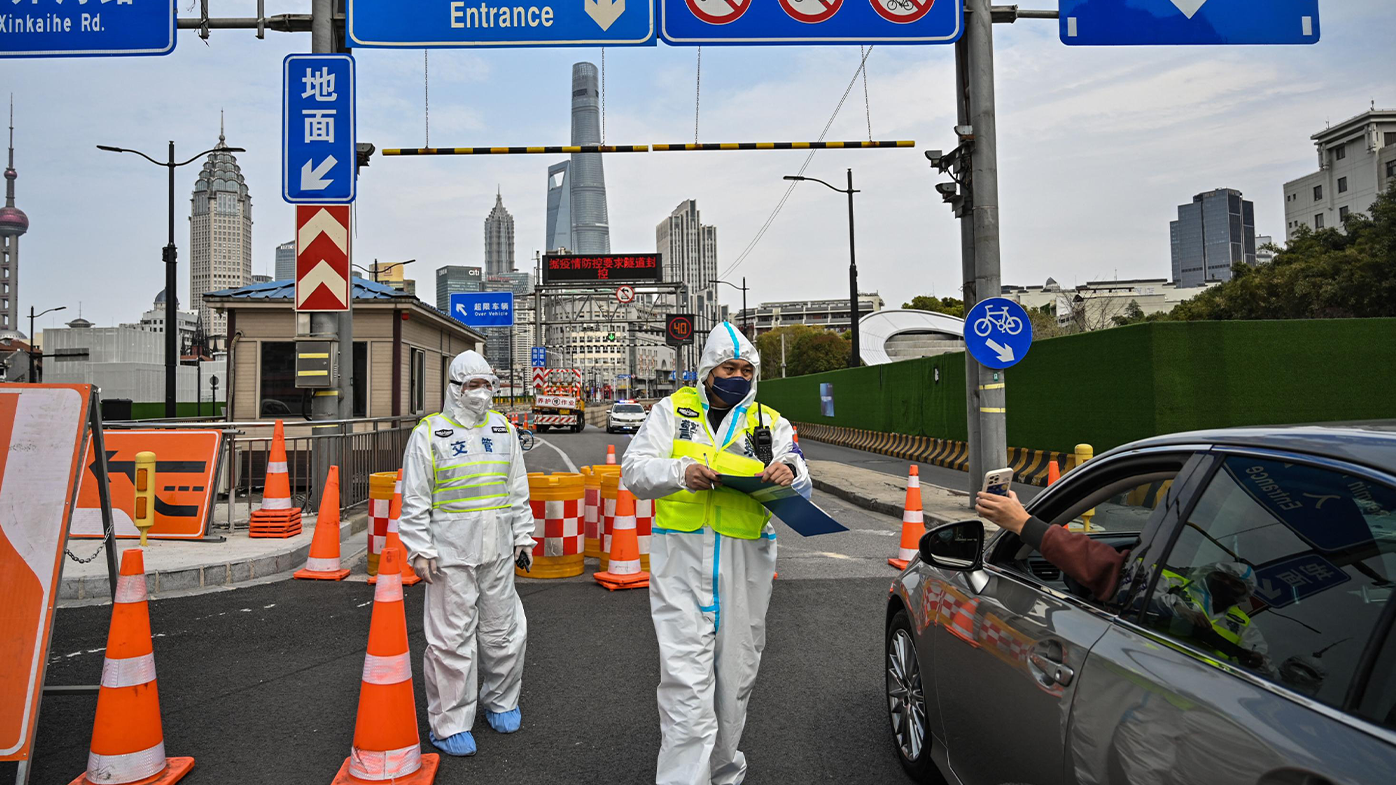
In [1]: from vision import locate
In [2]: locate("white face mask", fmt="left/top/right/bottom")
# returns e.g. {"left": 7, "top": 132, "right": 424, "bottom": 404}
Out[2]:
{"left": 459, "top": 387, "right": 492, "bottom": 415}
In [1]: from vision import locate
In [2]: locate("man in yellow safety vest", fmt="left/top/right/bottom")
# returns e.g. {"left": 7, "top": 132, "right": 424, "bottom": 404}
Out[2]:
{"left": 624, "top": 322, "right": 811, "bottom": 785}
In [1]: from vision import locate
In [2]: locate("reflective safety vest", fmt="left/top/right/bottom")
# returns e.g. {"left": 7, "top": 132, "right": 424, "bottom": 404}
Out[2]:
{"left": 1160, "top": 569, "right": 1253, "bottom": 660}
{"left": 417, "top": 410, "right": 515, "bottom": 515}
{"left": 654, "top": 387, "right": 780, "bottom": 540}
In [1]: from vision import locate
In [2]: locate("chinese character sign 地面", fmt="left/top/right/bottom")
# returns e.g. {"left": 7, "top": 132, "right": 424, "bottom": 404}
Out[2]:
{"left": 450, "top": 293, "right": 516, "bottom": 328}
{"left": 283, "top": 54, "right": 356, "bottom": 204}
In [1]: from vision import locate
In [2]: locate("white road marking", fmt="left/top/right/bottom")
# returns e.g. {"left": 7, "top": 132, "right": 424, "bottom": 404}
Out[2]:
{"left": 534, "top": 436, "right": 579, "bottom": 473}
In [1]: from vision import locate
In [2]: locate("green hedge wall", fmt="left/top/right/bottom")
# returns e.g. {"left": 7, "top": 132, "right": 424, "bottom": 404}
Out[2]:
{"left": 758, "top": 319, "right": 1396, "bottom": 454}
{"left": 129, "top": 402, "right": 227, "bottom": 420}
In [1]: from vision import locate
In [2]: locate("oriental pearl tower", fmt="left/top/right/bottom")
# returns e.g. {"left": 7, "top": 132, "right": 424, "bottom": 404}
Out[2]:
{"left": 0, "top": 96, "right": 27, "bottom": 334}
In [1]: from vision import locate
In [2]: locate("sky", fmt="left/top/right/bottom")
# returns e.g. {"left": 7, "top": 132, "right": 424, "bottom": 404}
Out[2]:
{"left": 5, "top": 0, "right": 1393, "bottom": 335}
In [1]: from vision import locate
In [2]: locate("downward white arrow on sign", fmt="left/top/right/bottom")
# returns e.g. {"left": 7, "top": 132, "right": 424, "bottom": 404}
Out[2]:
{"left": 300, "top": 155, "right": 337, "bottom": 191}
{"left": 1169, "top": 0, "right": 1208, "bottom": 19}
{"left": 984, "top": 339, "right": 1015, "bottom": 363}
{"left": 297, "top": 260, "right": 348, "bottom": 307}
{"left": 585, "top": 0, "right": 625, "bottom": 31}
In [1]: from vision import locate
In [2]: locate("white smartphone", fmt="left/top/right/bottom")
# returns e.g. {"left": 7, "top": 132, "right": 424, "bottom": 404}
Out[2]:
{"left": 982, "top": 468, "right": 1014, "bottom": 497}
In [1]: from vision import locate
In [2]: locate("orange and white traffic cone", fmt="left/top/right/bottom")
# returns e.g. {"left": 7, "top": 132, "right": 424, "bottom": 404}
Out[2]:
{"left": 295, "top": 466, "right": 351, "bottom": 581}
{"left": 250, "top": 419, "right": 303, "bottom": 538}
{"left": 1047, "top": 458, "right": 1061, "bottom": 486}
{"left": 605, "top": 444, "right": 617, "bottom": 465}
{"left": 369, "top": 469, "right": 421, "bottom": 587}
{"left": 889, "top": 466, "right": 924, "bottom": 570}
{"left": 332, "top": 547, "right": 439, "bottom": 785}
{"left": 594, "top": 483, "right": 650, "bottom": 591}
{"left": 67, "top": 549, "right": 194, "bottom": 785}
{"left": 792, "top": 425, "right": 799, "bottom": 445}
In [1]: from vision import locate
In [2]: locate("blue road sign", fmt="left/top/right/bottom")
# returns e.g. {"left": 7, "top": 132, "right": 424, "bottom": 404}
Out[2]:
{"left": 1060, "top": 0, "right": 1320, "bottom": 46}
{"left": 0, "top": 0, "right": 176, "bottom": 58}
{"left": 1253, "top": 553, "right": 1349, "bottom": 609}
{"left": 283, "top": 54, "right": 356, "bottom": 205}
{"left": 451, "top": 292, "right": 516, "bottom": 328}
{"left": 531, "top": 347, "right": 547, "bottom": 367}
{"left": 347, "top": 0, "right": 656, "bottom": 48}
{"left": 964, "top": 297, "right": 1033, "bottom": 370}
{"left": 661, "top": 0, "right": 961, "bottom": 46}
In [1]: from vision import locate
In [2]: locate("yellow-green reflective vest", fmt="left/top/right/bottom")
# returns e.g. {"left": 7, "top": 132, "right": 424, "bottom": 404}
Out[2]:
{"left": 654, "top": 387, "right": 780, "bottom": 540}
{"left": 420, "top": 411, "right": 514, "bottom": 515}
{"left": 1160, "top": 569, "right": 1253, "bottom": 661}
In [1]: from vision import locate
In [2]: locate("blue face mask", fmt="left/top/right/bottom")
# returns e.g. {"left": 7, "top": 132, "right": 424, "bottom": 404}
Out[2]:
{"left": 709, "top": 374, "right": 751, "bottom": 406}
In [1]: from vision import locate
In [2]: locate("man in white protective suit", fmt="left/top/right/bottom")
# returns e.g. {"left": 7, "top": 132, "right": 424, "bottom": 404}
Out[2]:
{"left": 623, "top": 322, "right": 812, "bottom": 785}
{"left": 398, "top": 350, "right": 534, "bottom": 757}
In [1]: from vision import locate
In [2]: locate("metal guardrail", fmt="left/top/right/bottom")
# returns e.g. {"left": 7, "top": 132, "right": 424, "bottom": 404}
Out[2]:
{"left": 105, "top": 416, "right": 420, "bottom": 532}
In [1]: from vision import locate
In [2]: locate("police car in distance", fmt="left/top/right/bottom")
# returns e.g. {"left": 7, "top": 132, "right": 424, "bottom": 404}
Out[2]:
{"left": 606, "top": 401, "right": 647, "bottom": 434}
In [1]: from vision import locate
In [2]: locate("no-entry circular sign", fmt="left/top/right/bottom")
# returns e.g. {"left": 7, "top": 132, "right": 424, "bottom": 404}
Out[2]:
{"left": 685, "top": 0, "right": 752, "bottom": 25}
{"left": 616, "top": 285, "right": 636, "bottom": 304}
{"left": 871, "top": 0, "right": 934, "bottom": 24}
{"left": 779, "top": 0, "right": 843, "bottom": 24}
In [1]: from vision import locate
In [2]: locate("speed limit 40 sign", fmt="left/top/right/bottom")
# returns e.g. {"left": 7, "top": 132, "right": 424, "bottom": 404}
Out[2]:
{"left": 666, "top": 314, "right": 696, "bottom": 346}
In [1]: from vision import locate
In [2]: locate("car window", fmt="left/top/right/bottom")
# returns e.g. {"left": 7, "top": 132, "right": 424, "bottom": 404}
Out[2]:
{"left": 613, "top": 404, "right": 644, "bottom": 414}
{"left": 1141, "top": 454, "right": 1396, "bottom": 713}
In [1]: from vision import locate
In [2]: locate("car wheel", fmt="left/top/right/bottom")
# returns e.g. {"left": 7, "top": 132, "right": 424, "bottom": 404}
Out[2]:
{"left": 887, "top": 609, "right": 941, "bottom": 783}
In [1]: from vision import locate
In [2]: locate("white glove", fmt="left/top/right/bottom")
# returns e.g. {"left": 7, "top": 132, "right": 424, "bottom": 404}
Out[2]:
{"left": 514, "top": 544, "right": 535, "bottom": 570}
{"left": 411, "top": 555, "right": 440, "bottom": 584}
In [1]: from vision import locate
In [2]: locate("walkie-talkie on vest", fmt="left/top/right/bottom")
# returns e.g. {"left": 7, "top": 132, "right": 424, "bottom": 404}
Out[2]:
{"left": 753, "top": 405, "right": 774, "bottom": 466}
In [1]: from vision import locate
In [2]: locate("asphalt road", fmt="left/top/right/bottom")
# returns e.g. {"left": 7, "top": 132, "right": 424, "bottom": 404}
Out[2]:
{"left": 797, "top": 435, "right": 1044, "bottom": 502}
{"left": 5, "top": 423, "right": 914, "bottom": 784}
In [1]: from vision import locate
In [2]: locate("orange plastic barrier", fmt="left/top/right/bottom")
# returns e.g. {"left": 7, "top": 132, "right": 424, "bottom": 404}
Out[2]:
{"left": 579, "top": 465, "right": 621, "bottom": 560}
{"left": 519, "top": 472, "right": 585, "bottom": 579}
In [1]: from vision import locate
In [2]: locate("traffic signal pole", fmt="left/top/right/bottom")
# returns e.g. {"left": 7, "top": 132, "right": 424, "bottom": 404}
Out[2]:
{"left": 309, "top": 0, "right": 341, "bottom": 510}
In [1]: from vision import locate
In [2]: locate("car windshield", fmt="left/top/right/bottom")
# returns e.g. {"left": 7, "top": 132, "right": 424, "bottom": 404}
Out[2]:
{"left": 614, "top": 404, "right": 644, "bottom": 414}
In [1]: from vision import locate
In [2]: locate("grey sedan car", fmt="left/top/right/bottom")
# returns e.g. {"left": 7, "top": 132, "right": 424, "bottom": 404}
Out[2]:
{"left": 886, "top": 426, "right": 1396, "bottom": 784}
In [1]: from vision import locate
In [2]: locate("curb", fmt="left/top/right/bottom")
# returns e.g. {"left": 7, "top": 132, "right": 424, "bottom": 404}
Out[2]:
{"left": 811, "top": 477, "right": 966, "bottom": 528}
{"left": 59, "top": 513, "right": 371, "bottom": 603}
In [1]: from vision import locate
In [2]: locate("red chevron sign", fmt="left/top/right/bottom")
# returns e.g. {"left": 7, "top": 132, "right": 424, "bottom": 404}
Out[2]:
{"left": 296, "top": 205, "right": 352, "bottom": 312}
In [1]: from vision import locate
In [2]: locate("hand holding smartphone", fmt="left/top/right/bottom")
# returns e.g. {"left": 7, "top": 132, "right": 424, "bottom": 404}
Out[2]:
{"left": 982, "top": 468, "right": 1013, "bottom": 497}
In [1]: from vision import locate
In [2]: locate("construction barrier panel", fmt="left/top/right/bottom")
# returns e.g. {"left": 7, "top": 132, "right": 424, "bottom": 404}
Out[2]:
{"left": 580, "top": 465, "right": 621, "bottom": 560}
{"left": 367, "top": 471, "right": 398, "bottom": 576}
{"left": 70, "top": 429, "right": 224, "bottom": 539}
{"left": 520, "top": 472, "right": 585, "bottom": 579}
{"left": 600, "top": 473, "right": 653, "bottom": 573}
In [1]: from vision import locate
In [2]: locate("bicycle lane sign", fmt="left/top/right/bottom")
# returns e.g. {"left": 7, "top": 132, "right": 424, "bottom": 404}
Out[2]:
{"left": 964, "top": 297, "right": 1033, "bottom": 370}
{"left": 874, "top": 0, "right": 935, "bottom": 24}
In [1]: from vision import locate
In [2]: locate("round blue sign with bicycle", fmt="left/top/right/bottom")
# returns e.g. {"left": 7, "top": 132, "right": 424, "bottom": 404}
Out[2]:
{"left": 963, "top": 297, "right": 1033, "bottom": 370}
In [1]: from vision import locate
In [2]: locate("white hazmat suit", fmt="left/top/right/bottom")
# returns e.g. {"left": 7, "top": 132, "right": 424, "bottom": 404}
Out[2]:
{"left": 398, "top": 351, "right": 533, "bottom": 742}
{"left": 623, "top": 324, "right": 812, "bottom": 785}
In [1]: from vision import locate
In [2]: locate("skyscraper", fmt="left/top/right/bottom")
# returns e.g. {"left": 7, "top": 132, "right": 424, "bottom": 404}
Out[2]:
{"left": 436, "top": 265, "right": 483, "bottom": 312}
{"left": 544, "top": 63, "right": 611, "bottom": 254}
{"left": 657, "top": 200, "right": 720, "bottom": 333}
{"left": 484, "top": 189, "right": 516, "bottom": 276}
{"left": 1169, "top": 188, "right": 1255, "bottom": 288}
{"left": 274, "top": 240, "right": 296, "bottom": 281}
{"left": 0, "top": 98, "right": 27, "bottom": 334}
{"left": 190, "top": 120, "right": 252, "bottom": 349}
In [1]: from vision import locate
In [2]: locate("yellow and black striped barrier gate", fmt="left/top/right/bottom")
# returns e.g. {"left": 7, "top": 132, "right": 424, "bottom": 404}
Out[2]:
{"left": 652, "top": 141, "right": 915, "bottom": 152}
{"left": 383, "top": 141, "right": 915, "bottom": 156}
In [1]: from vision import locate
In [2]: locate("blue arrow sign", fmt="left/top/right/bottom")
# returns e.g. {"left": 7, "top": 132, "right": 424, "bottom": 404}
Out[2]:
{"left": 283, "top": 54, "right": 356, "bottom": 205}
{"left": 347, "top": 0, "right": 656, "bottom": 47}
{"left": 0, "top": 0, "right": 176, "bottom": 58}
{"left": 963, "top": 297, "right": 1033, "bottom": 370}
{"left": 451, "top": 292, "right": 516, "bottom": 328}
{"left": 661, "top": 0, "right": 961, "bottom": 45}
{"left": 531, "top": 347, "right": 547, "bottom": 367}
{"left": 1060, "top": 0, "right": 1320, "bottom": 46}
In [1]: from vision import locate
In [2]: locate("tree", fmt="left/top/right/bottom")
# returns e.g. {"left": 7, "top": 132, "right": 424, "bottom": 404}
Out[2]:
{"left": 788, "top": 332, "right": 851, "bottom": 376}
{"left": 754, "top": 324, "right": 825, "bottom": 380}
{"left": 901, "top": 295, "right": 965, "bottom": 318}
{"left": 1111, "top": 300, "right": 1146, "bottom": 327}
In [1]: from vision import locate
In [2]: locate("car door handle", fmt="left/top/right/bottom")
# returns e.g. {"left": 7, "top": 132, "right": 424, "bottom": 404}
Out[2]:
{"left": 1028, "top": 652, "right": 1075, "bottom": 687}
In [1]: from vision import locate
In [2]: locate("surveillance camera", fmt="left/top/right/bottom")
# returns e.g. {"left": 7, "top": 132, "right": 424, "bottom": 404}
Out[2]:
{"left": 935, "top": 182, "right": 958, "bottom": 196}
{"left": 924, "top": 149, "right": 944, "bottom": 166}
{"left": 954, "top": 124, "right": 974, "bottom": 140}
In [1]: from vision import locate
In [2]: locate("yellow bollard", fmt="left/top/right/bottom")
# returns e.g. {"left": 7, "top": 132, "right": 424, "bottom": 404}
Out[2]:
{"left": 1075, "top": 444, "right": 1095, "bottom": 531}
{"left": 134, "top": 451, "right": 157, "bottom": 546}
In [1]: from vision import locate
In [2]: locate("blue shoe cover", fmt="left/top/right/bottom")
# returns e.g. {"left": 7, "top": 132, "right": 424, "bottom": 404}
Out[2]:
{"left": 485, "top": 708, "right": 522, "bottom": 733}
{"left": 429, "top": 729, "right": 477, "bottom": 756}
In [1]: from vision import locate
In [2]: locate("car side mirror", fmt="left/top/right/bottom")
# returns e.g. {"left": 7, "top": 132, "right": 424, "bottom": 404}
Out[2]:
{"left": 919, "top": 520, "right": 985, "bottom": 572}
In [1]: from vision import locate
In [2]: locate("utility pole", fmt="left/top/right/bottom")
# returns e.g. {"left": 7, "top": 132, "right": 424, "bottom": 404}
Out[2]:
{"left": 845, "top": 168, "right": 860, "bottom": 368}
{"left": 309, "top": 0, "right": 339, "bottom": 508}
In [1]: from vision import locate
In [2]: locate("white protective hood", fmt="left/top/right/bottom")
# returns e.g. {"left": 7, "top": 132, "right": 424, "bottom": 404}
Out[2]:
{"left": 697, "top": 322, "right": 760, "bottom": 412}
{"left": 446, "top": 350, "right": 498, "bottom": 425}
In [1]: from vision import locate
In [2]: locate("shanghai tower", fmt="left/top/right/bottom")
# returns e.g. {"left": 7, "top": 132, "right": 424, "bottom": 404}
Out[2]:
{"left": 567, "top": 62, "right": 610, "bottom": 254}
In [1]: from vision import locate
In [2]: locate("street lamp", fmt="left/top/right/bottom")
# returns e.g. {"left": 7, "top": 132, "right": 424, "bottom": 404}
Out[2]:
{"left": 352, "top": 258, "right": 416, "bottom": 284}
{"left": 99, "top": 141, "right": 245, "bottom": 417}
{"left": 784, "top": 170, "right": 862, "bottom": 367}
{"left": 27, "top": 305, "right": 66, "bottom": 382}
{"left": 713, "top": 277, "right": 750, "bottom": 338}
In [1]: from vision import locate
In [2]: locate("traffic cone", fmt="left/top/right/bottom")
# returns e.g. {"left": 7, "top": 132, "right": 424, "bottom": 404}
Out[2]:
{"left": 792, "top": 425, "right": 799, "bottom": 445}
{"left": 605, "top": 444, "right": 617, "bottom": 465}
{"left": 888, "top": 466, "right": 924, "bottom": 570}
{"left": 295, "top": 466, "right": 351, "bottom": 581}
{"left": 370, "top": 469, "right": 421, "bottom": 586}
{"left": 250, "top": 419, "right": 303, "bottom": 538}
{"left": 67, "top": 549, "right": 194, "bottom": 785}
{"left": 1047, "top": 457, "right": 1061, "bottom": 486}
{"left": 594, "top": 483, "right": 650, "bottom": 591}
{"left": 332, "top": 547, "right": 439, "bottom": 785}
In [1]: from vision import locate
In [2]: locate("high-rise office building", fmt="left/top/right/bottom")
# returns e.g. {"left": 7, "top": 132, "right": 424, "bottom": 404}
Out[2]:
{"left": 484, "top": 189, "right": 516, "bottom": 276}
{"left": 545, "top": 62, "right": 610, "bottom": 255}
{"left": 274, "top": 240, "right": 296, "bottom": 280}
{"left": 190, "top": 120, "right": 252, "bottom": 349}
{"left": 657, "top": 200, "right": 720, "bottom": 333}
{"left": 436, "top": 265, "right": 483, "bottom": 311}
{"left": 1283, "top": 108, "right": 1396, "bottom": 240}
{"left": 1169, "top": 188, "right": 1255, "bottom": 288}
{"left": 545, "top": 161, "right": 571, "bottom": 252}
{"left": 0, "top": 99, "right": 27, "bottom": 334}
{"left": 484, "top": 272, "right": 534, "bottom": 389}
